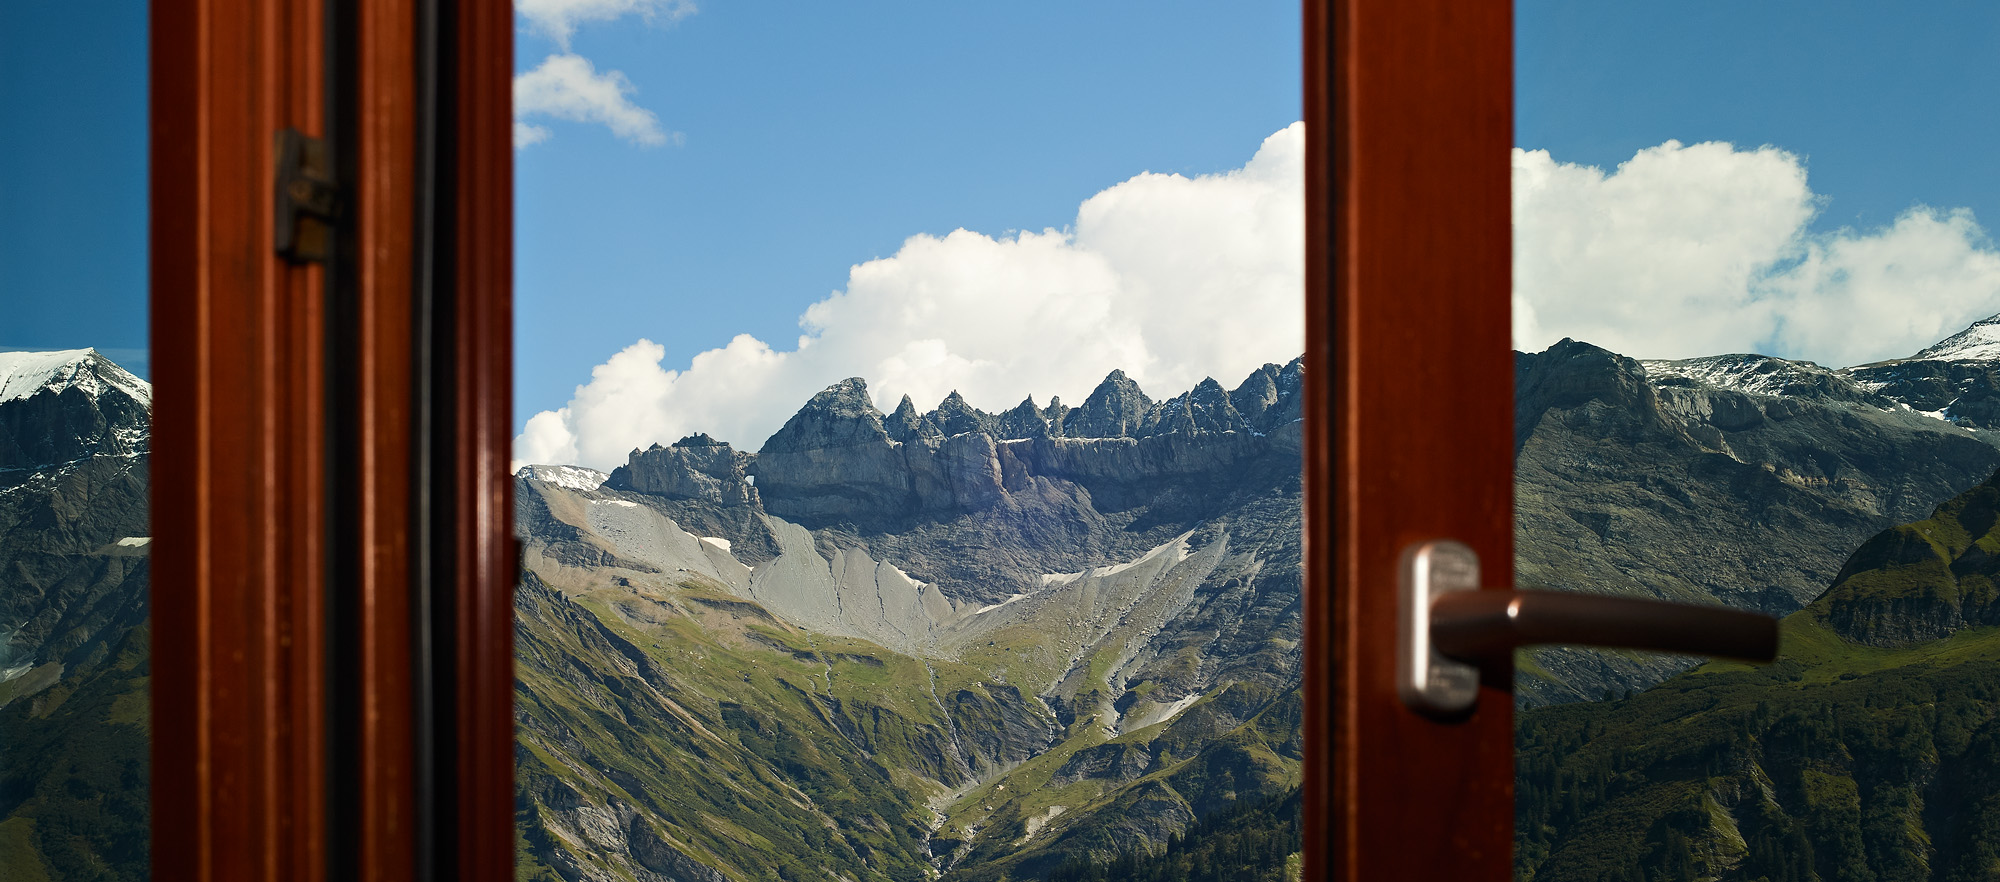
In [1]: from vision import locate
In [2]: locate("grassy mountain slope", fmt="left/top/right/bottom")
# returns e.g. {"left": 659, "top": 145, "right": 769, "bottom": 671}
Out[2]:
{"left": 512, "top": 447, "right": 1304, "bottom": 881}
{"left": 1517, "top": 468, "right": 2000, "bottom": 882}
{"left": 0, "top": 618, "right": 149, "bottom": 881}
{"left": 514, "top": 567, "right": 1012, "bottom": 882}
{"left": 1041, "top": 786, "right": 1301, "bottom": 882}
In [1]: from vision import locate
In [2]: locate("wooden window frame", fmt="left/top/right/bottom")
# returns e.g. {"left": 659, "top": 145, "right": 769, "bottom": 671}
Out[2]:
{"left": 150, "top": 0, "right": 512, "bottom": 878}
{"left": 148, "top": 0, "right": 1512, "bottom": 878}
{"left": 1305, "top": 1, "right": 1516, "bottom": 878}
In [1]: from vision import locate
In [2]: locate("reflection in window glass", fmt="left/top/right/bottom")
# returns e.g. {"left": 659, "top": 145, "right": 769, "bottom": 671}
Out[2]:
{"left": 1514, "top": 4, "right": 2000, "bottom": 878}
{"left": 0, "top": 1, "right": 152, "bottom": 878}
{"left": 509, "top": 5, "right": 1305, "bottom": 880}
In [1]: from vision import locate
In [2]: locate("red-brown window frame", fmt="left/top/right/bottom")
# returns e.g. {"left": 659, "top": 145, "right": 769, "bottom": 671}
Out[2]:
{"left": 147, "top": 0, "right": 1512, "bottom": 879}
{"left": 150, "top": 0, "right": 512, "bottom": 877}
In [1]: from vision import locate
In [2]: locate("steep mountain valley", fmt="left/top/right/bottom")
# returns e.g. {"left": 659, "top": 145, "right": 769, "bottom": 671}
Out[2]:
{"left": 511, "top": 363, "right": 1309, "bottom": 881}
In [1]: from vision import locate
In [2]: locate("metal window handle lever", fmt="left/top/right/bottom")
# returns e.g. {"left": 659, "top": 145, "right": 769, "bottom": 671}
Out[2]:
{"left": 1398, "top": 540, "right": 1780, "bottom": 719}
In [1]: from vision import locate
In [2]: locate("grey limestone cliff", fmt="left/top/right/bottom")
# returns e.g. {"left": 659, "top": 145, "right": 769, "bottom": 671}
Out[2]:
{"left": 605, "top": 433, "right": 758, "bottom": 506}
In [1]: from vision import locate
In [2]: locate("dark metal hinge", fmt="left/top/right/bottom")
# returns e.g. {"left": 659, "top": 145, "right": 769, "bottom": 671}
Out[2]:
{"left": 274, "top": 128, "right": 341, "bottom": 263}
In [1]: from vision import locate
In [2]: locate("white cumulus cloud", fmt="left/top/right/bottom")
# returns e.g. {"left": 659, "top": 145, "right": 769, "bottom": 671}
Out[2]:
{"left": 514, "top": 122, "right": 1308, "bottom": 471}
{"left": 514, "top": 53, "right": 676, "bottom": 148}
{"left": 517, "top": 0, "right": 695, "bottom": 50}
{"left": 1514, "top": 140, "right": 2000, "bottom": 366}
{"left": 514, "top": 121, "right": 551, "bottom": 148}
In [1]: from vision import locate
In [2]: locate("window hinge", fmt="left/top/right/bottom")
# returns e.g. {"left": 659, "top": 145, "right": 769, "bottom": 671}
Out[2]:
{"left": 274, "top": 128, "right": 340, "bottom": 263}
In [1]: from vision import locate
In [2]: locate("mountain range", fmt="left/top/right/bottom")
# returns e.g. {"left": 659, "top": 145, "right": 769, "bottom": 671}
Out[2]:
{"left": 511, "top": 359, "right": 1308, "bottom": 881}
{"left": 16, "top": 311, "right": 2000, "bottom": 879}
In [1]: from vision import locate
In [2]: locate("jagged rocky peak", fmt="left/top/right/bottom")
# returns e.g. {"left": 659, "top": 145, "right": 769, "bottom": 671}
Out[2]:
{"left": 928, "top": 390, "right": 995, "bottom": 438}
{"left": 1155, "top": 377, "right": 1242, "bottom": 436}
{"left": 883, "top": 394, "right": 942, "bottom": 444}
{"left": 752, "top": 378, "right": 918, "bottom": 522}
{"left": 994, "top": 395, "right": 1050, "bottom": 439}
{"left": 1229, "top": 358, "right": 1306, "bottom": 436}
{"left": 1230, "top": 364, "right": 1282, "bottom": 424}
{"left": 759, "top": 377, "right": 891, "bottom": 453}
{"left": 605, "top": 433, "right": 757, "bottom": 505}
{"left": 1044, "top": 394, "right": 1071, "bottom": 435}
{"left": 744, "top": 363, "right": 1307, "bottom": 528}
{"left": 1067, "top": 369, "right": 1157, "bottom": 438}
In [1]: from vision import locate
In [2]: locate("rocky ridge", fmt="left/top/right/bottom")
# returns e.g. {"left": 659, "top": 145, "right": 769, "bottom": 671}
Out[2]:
{"left": 1514, "top": 334, "right": 2000, "bottom": 705}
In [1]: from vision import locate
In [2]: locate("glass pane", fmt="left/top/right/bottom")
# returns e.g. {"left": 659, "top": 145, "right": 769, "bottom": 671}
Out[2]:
{"left": 0, "top": 2, "right": 152, "bottom": 878}
{"left": 1514, "top": 5, "right": 2000, "bottom": 879}
{"left": 509, "top": 6, "right": 1304, "bottom": 880}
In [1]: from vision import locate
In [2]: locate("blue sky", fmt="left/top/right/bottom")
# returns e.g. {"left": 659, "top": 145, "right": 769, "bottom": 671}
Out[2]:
{"left": 513, "top": 2, "right": 1302, "bottom": 432}
{"left": 1516, "top": 1, "right": 2000, "bottom": 235}
{"left": 4, "top": 3, "right": 1999, "bottom": 425}
{"left": 0, "top": 0, "right": 149, "bottom": 376}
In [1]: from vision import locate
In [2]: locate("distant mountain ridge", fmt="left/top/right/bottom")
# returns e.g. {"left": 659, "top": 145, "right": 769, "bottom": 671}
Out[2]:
{"left": 1618, "top": 312, "right": 2000, "bottom": 432}
{"left": 1514, "top": 323, "right": 2000, "bottom": 705}
{"left": 599, "top": 359, "right": 1304, "bottom": 605}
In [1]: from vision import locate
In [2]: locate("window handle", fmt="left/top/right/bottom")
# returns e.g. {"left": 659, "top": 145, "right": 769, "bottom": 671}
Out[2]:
{"left": 1398, "top": 540, "right": 1779, "bottom": 719}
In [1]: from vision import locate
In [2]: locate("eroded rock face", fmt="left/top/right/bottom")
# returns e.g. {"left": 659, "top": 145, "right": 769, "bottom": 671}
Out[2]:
{"left": 749, "top": 362, "right": 1307, "bottom": 530}
{"left": 605, "top": 434, "right": 757, "bottom": 506}
{"left": 750, "top": 379, "right": 915, "bottom": 522}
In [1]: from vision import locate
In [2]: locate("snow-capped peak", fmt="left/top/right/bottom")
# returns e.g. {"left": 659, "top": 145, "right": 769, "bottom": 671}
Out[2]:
{"left": 1911, "top": 313, "right": 2000, "bottom": 363}
{"left": 0, "top": 349, "right": 152, "bottom": 406}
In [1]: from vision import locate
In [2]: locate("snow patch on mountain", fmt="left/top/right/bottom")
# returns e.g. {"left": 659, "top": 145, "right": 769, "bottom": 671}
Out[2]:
{"left": 1643, "top": 353, "right": 1853, "bottom": 398}
{"left": 0, "top": 349, "right": 151, "bottom": 406}
{"left": 1912, "top": 313, "right": 2000, "bottom": 362}
{"left": 518, "top": 464, "right": 608, "bottom": 491}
